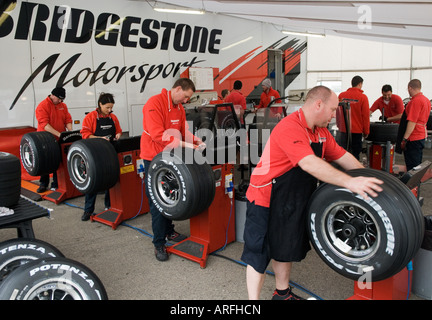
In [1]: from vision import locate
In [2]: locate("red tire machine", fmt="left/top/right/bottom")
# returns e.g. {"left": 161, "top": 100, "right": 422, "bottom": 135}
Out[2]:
{"left": 167, "top": 163, "right": 236, "bottom": 268}
{"left": 91, "top": 136, "right": 149, "bottom": 229}
{"left": 167, "top": 103, "right": 239, "bottom": 268}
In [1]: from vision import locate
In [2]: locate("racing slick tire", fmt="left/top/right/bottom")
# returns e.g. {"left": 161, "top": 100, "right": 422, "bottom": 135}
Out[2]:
{"left": 0, "top": 238, "right": 64, "bottom": 283}
{"left": 366, "top": 122, "right": 399, "bottom": 143}
{"left": 0, "top": 257, "right": 108, "bottom": 300}
{"left": 0, "top": 152, "right": 21, "bottom": 207}
{"left": 307, "top": 168, "right": 424, "bottom": 282}
{"left": 20, "top": 131, "right": 61, "bottom": 176}
{"left": 147, "top": 148, "right": 215, "bottom": 220}
{"left": 67, "top": 139, "right": 119, "bottom": 194}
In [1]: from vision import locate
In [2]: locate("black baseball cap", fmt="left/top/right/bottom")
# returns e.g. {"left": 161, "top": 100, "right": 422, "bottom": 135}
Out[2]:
{"left": 51, "top": 87, "right": 66, "bottom": 100}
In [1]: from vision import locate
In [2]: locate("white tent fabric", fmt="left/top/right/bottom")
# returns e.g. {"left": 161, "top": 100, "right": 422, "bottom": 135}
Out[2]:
{"left": 148, "top": 1, "right": 432, "bottom": 47}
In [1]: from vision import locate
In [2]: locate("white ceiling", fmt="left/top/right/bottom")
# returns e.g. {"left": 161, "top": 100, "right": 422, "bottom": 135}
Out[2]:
{"left": 152, "top": 0, "right": 432, "bottom": 47}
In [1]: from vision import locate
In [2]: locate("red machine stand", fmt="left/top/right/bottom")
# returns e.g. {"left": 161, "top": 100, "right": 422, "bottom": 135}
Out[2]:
{"left": 91, "top": 147, "right": 149, "bottom": 229}
{"left": 368, "top": 141, "right": 394, "bottom": 173}
{"left": 43, "top": 132, "right": 82, "bottom": 204}
{"left": 348, "top": 266, "right": 412, "bottom": 300}
{"left": 167, "top": 164, "right": 236, "bottom": 268}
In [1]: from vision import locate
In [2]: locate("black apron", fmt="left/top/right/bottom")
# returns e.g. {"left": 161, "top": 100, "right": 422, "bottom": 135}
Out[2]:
{"left": 94, "top": 114, "right": 116, "bottom": 141}
{"left": 395, "top": 110, "right": 407, "bottom": 154}
{"left": 267, "top": 141, "right": 323, "bottom": 262}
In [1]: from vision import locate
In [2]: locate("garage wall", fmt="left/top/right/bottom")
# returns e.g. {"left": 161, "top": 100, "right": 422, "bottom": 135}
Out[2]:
{"left": 302, "top": 35, "right": 432, "bottom": 110}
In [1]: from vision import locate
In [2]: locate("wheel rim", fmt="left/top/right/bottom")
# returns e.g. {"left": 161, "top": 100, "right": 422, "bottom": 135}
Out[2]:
{"left": 321, "top": 201, "right": 381, "bottom": 262}
{"left": 21, "top": 143, "right": 34, "bottom": 169}
{"left": 0, "top": 257, "right": 34, "bottom": 282}
{"left": 23, "top": 278, "right": 88, "bottom": 300}
{"left": 155, "top": 168, "right": 180, "bottom": 207}
{"left": 69, "top": 153, "right": 88, "bottom": 184}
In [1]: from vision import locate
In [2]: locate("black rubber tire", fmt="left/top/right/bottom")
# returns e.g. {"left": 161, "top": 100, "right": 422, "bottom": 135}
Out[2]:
{"left": 20, "top": 131, "right": 61, "bottom": 176}
{"left": 307, "top": 168, "right": 424, "bottom": 281}
{"left": 0, "top": 257, "right": 108, "bottom": 300}
{"left": 0, "top": 238, "right": 64, "bottom": 283}
{"left": 0, "top": 152, "right": 21, "bottom": 207}
{"left": 67, "top": 139, "right": 119, "bottom": 194}
{"left": 147, "top": 148, "right": 215, "bottom": 220}
{"left": 367, "top": 122, "right": 399, "bottom": 143}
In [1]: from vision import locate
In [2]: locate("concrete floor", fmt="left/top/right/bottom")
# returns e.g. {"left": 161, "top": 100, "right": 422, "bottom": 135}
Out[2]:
{"left": 1, "top": 147, "right": 431, "bottom": 301}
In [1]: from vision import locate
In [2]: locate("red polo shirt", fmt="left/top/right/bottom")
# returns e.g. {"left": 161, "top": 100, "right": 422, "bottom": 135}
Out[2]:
{"left": 338, "top": 87, "right": 370, "bottom": 135}
{"left": 80, "top": 109, "right": 122, "bottom": 139}
{"left": 405, "top": 92, "right": 431, "bottom": 141}
{"left": 246, "top": 109, "right": 346, "bottom": 208}
{"left": 224, "top": 90, "right": 246, "bottom": 110}
{"left": 370, "top": 94, "right": 404, "bottom": 123}
{"left": 140, "top": 88, "right": 198, "bottom": 161}
{"left": 35, "top": 96, "right": 72, "bottom": 135}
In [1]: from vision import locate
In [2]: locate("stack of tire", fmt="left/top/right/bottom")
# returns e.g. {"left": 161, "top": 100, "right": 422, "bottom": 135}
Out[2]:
{"left": 307, "top": 168, "right": 424, "bottom": 281}
{"left": 0, "top": 152, "right": 21, "bottom": 207}
{"left": 0, "top": 238, "right": 107, "bottom": 300}
{"left": 8, "top": 133, "right": 109, "bottom": 300}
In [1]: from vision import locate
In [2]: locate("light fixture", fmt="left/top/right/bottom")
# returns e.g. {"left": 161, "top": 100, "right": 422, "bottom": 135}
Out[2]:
{"left": 221, "top": 36, "right": 253, "bottom": 51}
{"left": 153, "top": 7, "right": 205, "bottom": 15}
{"left": 282, "top": 30, "right": 325, "bottom": 38}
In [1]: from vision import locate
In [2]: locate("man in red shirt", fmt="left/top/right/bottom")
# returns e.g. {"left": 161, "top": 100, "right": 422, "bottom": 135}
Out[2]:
{"left": 256, "top": 78, "right": 283, "bottom": 117}
{"left": 225, "top": 80, "right": 247, "bottom": 123}
{"left": 257, "top": 78, "right": 280, "bottom": 109}
{"left": 338, "top": 76, "right": 370, "bottom": 160}
{"left": 35, "top": 87, "right": 72, "bottom": 193}
{"left": 400, "top": 79, "right": 431, "bottom": 171}
{"left": 140, "top": 78, "right": 205, "bottom": 261}
{"left": 370, "top": 84, "right": 404, "bottom": 123}
{"left": 241, "top": 86, "right": 383, "bottom": 300}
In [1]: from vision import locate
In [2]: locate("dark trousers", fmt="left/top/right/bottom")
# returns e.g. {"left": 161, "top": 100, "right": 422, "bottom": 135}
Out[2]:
{"left": 404, "top": 139, "right": 425, "bottom": 171}
{"left": 143, "top": 160, "right": 175, "bottom": 248}
{"left": 351, "top": 133, "right": 363, "bottom": 160}
{"left": 84, "top": 190, "right": 110, "bottom": 214}
{"left": 39, "top": 172, "right": 58, "bottom": 188}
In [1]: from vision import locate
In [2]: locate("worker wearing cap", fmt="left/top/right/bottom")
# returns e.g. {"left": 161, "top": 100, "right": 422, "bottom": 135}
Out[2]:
{"left": 35, "top": 87, "right": 72, "bottom": 193}
{"left": 241, "top": 86, "right": 383, "bottom": 300}
{"left": 398, "top": 79, "right": 431, "bottom": 171}
{"left": 140, "top": 78, "right": 205, "bottom": 262}
{"left": 370, "top": 84, "right": 404, "bottom": 123}
{"left": 256, "top": 78, "right": 283, "bottom": 117}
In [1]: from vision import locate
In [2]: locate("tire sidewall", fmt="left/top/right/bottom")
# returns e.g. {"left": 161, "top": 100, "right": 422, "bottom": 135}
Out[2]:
{"left": 67, "top": 139, "right": 119, "bottom": 194}
{"left": 147, "top": 154, "right": 197, "bottom": 220}
{"left": 308, "top": 186, "right": 402, "bottom": 281}
{"left": 0, "top": 238, "right": 64, "bottom": 282}
{"left": 0, "top": 257, "right": 107, "bottom": 300}
{"left": 67, "top": 142, "right": 96, "bottom": 193}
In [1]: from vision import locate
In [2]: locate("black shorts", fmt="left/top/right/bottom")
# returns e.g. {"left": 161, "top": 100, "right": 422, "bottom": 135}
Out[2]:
{"left": 240, "top": 201, "right": 271, "bottom": 274}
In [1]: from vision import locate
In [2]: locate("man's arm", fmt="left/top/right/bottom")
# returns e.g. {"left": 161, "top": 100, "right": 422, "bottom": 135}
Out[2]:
{"left": 403, "top": 121, "right": 416, "bottom": 140}
{"left": 298, "top": 153, "right": 383, "bottom": 199}
{"left": 44, "top": 123, "right": 61, "bottom": 138}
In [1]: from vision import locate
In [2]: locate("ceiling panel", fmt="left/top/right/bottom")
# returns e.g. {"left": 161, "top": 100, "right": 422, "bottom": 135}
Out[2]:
{"left": 148, "top": 0, "right": 432, "bottom": 46}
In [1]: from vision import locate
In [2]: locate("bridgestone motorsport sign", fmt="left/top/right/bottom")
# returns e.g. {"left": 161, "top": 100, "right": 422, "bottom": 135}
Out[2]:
{"left": 2, "top": 2, "right": 222, "bottom": 110}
